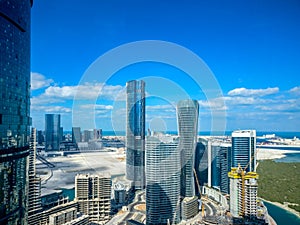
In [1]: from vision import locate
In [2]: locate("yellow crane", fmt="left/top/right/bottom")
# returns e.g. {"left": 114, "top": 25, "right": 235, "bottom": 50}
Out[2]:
{"left": 238, "top": 146, "right": 260, "bottom": 217}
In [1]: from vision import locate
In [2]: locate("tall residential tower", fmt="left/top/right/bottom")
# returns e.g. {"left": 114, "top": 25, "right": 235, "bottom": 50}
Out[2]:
{"left": 146, "top": 135, "right": 180, "bottom": 225}
{"left": 231, "top": 130, "right": 256, "bottom": 172}
{"left": 0, "top": 0, "right": 33, "bottom": 224}
{"left": 28, "top": 128, "right": 42, "bottom": 224}
{"left": 177, "top": 99, "right": 199, "bottom": 221}
{"left": 177, "top": 100, "right": 199, "bottom": 197}
{"left": 126, "top": 80, "right": 145, "bottom": 189}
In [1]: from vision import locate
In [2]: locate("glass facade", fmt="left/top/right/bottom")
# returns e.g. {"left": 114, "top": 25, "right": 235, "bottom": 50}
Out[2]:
{"left": 45, "top": 114, "right": 61, "bottom": 151}
{"left": 194, "top": 141, "right": 208, "bottom": 190}
{"left": 211, "top": 144, "right": 221, "bottom": 189}
{"left": 177, "top": 99, "right": 199, "bottom": 198}
{"left": 0, "top": 0, "right": 33, "bottom": 224}
{"left": 231, "top": 130, "right": 256, "bottom": 172}
{"left": 219, "top": 144, "right": 231, "bottom": 194}
{"left": 72, "top": 127, "right": 81, "bottom": 143}
{"left": 146, "top": 135, "right": 180, "bottom": 225}
{"left": 126, "top": 80, "right": 145, "bottom": 189}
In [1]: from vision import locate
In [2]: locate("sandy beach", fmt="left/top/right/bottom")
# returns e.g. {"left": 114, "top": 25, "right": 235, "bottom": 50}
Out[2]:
{"left": 257, "top": 148, "right": 300, "bottom": 160}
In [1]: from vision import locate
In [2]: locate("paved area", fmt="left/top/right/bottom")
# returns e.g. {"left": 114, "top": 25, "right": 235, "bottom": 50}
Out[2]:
{"left": 36, "top": 150, "right": 126, "bottom": 196}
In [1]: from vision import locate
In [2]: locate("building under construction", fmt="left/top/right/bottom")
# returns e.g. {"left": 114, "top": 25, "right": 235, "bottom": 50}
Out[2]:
{"left": 229, "top": 167, "right": 259, "bottom": 218}
{"left": 75, "top": 174, "right": 111, "bottom": 224}
{"left": 228, "top": 167, "right": 269, "bottom": 224}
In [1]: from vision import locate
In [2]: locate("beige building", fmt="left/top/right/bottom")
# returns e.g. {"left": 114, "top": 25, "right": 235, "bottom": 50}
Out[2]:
{"left": 75, "top": 174, "right": 111, "bottom": 224}
{"left": 228, "top": 167, "right": 259, "bottom": 219}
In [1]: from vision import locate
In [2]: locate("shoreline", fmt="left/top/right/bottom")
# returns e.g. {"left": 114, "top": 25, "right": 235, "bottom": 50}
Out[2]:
{"left": 257, "top": 148, "right": 300, "bottom": 161}
{"left": 260, "top": 198, "right": 300, "bottom": 219}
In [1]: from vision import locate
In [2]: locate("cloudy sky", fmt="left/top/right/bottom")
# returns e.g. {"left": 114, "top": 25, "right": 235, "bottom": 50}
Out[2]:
{"left": 30, "top": 0, "right": 300, "bottom": 132}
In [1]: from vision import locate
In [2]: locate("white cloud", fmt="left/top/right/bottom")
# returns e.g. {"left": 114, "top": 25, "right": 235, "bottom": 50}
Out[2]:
{"left": 146, "top": 105, "right": 176, "bottom": 112}
{"left": 289, "top": 86, "right": 300, "bottom": 95}
{"left": 255, "top": 98, "right": 300, "bottom": 112}
{"left": 198, "top": 98, "right": 227, "bottom": 111}
{"left": 31, "top": 72, "right": 54, "bottom": 90}
{"left": 228, "top": 87, "right": 279, "bottom": 97}
{"left": 31, "top": 105, "right": 71, "bottom": 113}
{"left": 43, "top": 82, "right": 124, "bottom": 100}
{"left": 31, "top": 95, "right": 65, "bottom": 105}
{"left": 80, "top": 104, "right": 113, "bottom": 110}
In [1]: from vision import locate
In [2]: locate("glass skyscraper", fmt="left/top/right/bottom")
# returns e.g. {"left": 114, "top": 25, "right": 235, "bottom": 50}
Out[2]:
{"left": 146, "top": 135, "right": 180, "bottom": 225}
{"left": 45, "top": 114, "right": 61, "bottom": 151}
{"left": 177, "top": 99, "right": 199, "bottom": 198}
{"left": 231, "top": 130, "right": 256, "bottom": 172}
{"left": 0, "top": 0, "right": 33, "bottom": 224}
{"left": 194, "top": 140, "right": 208, "bottom": 190}
{"left": 72, "top": 127, "right": 81, "bottom": 143}
{"left": 219, "top": 143, "right": 231, "bottom": 194}
{"left": 126, "top": 80, "right": 145, "bottom": 189}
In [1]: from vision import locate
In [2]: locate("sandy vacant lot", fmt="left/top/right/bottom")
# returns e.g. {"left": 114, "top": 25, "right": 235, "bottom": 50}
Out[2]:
{"left": 37, "top": 151, "right": 126, "bottom": 196}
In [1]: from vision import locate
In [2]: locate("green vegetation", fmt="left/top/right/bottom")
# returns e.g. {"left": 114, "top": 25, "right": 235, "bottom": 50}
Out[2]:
{"left": 257, "top": 160, "right": 300, "bottom": 212}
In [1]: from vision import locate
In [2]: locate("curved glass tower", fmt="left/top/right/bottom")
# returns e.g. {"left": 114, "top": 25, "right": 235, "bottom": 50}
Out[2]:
{"left": 146, "top": 135, "right": 180, "bottom": 225}
{"left": 177, "top": 99, "right": 199, "bottom": 198}
{"left": 126, "top": 80, "right": 145, "bottom": 189}
{"left": 0, "top": 0, "right": 33, "bottom": 224}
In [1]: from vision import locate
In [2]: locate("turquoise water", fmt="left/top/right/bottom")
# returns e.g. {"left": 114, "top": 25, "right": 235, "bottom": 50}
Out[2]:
{"left": 264, "top": 202, "right": 300, "bottom": 225}
{"left": 61, "top": 188, "right": 75, "bottom": 201}
{"left": 275, "top": 153, "right": 300, "bottom": 163}
{"left": 63, "top": 130, "right": 300, "bottom": 138}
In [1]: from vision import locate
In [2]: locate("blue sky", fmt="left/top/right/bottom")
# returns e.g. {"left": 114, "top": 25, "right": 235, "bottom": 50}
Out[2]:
{"left": 30, "top": 0, "right": 300, "bottom": 132}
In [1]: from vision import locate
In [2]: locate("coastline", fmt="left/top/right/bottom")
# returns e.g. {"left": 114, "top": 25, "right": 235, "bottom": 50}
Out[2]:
{"left": 257, "top": 148, "right": 300, "bottom": 161}
{"left": 260, "top": 198, "right": 300, "bottom": 219}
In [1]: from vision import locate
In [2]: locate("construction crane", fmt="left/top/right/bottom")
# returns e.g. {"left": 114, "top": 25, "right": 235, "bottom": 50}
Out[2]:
{"left": 238, "top": 146, "right": 260, "bottom": 217}
{"left": 193, "top": 168, "right": 205, "bottom": 218}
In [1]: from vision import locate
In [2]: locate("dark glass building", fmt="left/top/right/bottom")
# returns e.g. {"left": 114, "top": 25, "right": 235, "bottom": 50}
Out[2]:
{"left": 211, "top": 143, "right": 221, "bottom": 188}
{"left": 211, "top": 142, "right": 231, "bottom": 194}
{"left": 45, "top": 114, "right": 61, "bottom": 151}
{"left": 194, "top": 141, "right": 208, "bottom": 193}
{"left": 37, "top": 130, "right": 44, "bottom": 145}
{"left": 231, "top": 130, "right": 256, "bottom": 172}
{"left": 0, "top": 0, "right": 33, "bottom": 224}
{"left": 126, "top": 80, "right": 145, "bottom": 190}
{"left": 72, "top": 127, "right": 81, "bottom": 143}
{"left": 219, "top": 143, "right": 231, "bottom": 194}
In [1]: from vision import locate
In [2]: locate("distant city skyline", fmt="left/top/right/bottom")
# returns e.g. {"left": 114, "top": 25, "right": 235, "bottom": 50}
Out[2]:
{"left": 30, "top": 0, "right": 300, "bottom": 131}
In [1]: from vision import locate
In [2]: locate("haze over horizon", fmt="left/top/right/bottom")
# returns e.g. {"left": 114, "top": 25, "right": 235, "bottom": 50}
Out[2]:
{"left": 30, "top": 0, "right": 300, "bottom": 132}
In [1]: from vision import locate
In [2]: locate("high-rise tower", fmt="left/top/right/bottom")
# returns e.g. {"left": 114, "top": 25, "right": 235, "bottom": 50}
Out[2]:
{"left": 177, "top": 99, "right": 199, "bottom": 221}
{"left": 177, "top": 100, "right": 199, "bottom": 197}
{"left": 146, "top": 135, "right": 180, "bottom": 225}
{"left": 231, "top": 130, "right": 256, "bottom": 172}
{"left": 45, "top": 114, "right": 61, "bottom": 151}
{"left": 0, "top": 1, "right": 33, "bottom": 224}
{"left": 126, "top": 80, "right": 145, "bottom": 189}
{"left": 219, "top": 143, "right": 231, "bottom": 194}
{"left": 28, "top": 128, "right": 42, "bottom": 225}
{"left": 72, "top": 127, "right": 81, "bottom": 143}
